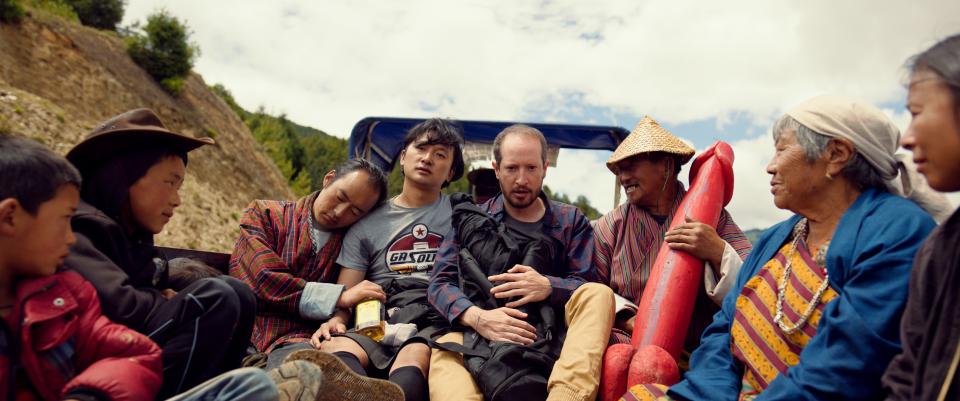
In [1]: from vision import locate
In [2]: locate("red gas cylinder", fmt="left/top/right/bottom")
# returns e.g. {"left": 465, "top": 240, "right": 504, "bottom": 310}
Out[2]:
{"left": 628, "top": 141, "right": 734, "bottom": 386}
{"left": 628, "top": 345, "right": 681, "bottom": 386}
{"left": 600, "top": 344, "right": 634, "bottom": 401}
{"left": 599, "top": 142, "right": 735, "bottom": 401}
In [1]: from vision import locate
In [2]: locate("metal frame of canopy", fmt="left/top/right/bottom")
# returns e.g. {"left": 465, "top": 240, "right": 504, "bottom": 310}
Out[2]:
{"left": 347, "top": 117, "right": 631, "bottom": 208}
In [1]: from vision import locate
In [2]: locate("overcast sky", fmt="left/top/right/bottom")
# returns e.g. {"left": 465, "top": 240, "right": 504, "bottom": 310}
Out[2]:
{"left": 124, "top": 0, "right": 960, "bottom": 229}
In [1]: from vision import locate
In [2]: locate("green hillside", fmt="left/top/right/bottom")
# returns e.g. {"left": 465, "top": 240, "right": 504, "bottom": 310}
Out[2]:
{"left": 544, "top": 186, "right": 601, "bottom": 220}
{"left": 212, "top": 83, "right": 347, "bottom": 196}
{"left": 290, "top": 119, "right": 329, "bottom": 138}
{"left": 212, "top": 83, "right": 470, "bottom": 197}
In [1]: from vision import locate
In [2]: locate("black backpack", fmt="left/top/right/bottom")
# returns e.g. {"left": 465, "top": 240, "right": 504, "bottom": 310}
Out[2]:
{"left": 435, "top": 194, "right": 566, "bottom": 401}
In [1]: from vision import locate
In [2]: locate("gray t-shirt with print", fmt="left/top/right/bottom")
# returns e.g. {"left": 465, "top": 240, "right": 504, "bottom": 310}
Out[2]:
{"left": 336, "top": 193, "right": 451, "bottom": 287}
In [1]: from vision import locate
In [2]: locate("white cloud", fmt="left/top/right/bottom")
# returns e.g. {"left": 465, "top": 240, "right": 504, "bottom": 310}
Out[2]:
{"left": 121, "top": 0, "right": 960, "bottom": 227}
{"left": 123, "top": 0, "right": 960, "bottom": 136}
{"left": 722, "top": 134, "right": 794, "bottom": 229}
{"left": 543, "top": 148, "right": 618, "bottom": 210}
{"left": 882, "top": 107, "right": 913, "bottom": 133}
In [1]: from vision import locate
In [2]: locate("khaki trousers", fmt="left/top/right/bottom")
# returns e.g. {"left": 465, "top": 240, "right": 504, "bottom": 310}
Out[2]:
{"left": 429, "top": 283, "right": 615, "bottom": 401}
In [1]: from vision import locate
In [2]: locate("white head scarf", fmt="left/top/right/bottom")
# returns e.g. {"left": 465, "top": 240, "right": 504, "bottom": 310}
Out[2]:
{"left": 786, "top": 94, "right": 953, "bottom": 222}
{"left": 787, "top": 94, "right": 900, "bottom": 180}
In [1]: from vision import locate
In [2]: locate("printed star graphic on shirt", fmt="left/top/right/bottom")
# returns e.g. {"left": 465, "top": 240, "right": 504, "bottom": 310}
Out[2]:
{"left": 385, "top": 223, "right": 443, "bottom": 273}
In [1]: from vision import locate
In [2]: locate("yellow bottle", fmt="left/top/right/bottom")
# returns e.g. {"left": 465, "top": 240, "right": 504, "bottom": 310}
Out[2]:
{"left": 355, "top": 299, "right": 385, "bottom": 342}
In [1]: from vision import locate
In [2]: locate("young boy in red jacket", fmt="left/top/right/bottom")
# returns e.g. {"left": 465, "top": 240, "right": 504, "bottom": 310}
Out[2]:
{"left": 0, "top": 134, "right": 163, "bottom": 401}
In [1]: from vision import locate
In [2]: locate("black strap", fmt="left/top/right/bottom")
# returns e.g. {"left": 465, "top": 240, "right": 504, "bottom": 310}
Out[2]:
{"left": 458, "top": 249, "right": 497, "bottom": 308}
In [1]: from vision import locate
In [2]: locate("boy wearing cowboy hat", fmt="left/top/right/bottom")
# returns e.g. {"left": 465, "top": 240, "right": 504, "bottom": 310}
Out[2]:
{"left": 593, "top": 116, "right": 752, "bottom": 352}
{"left": 63, "top": 109, "right": 260, "bottom": 398}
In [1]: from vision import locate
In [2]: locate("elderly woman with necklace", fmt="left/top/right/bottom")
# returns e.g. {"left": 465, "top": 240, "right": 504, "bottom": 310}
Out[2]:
{"left": 621, "top": 94, "right": 938, "bottom": 401}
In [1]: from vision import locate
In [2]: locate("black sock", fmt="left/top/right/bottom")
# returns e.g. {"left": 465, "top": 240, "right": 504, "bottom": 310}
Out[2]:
{"left": 389, "top": 366, "right": 427, "bottom": 401}
{"left": 333, "top": 351, "right": 367, "bottom": 376}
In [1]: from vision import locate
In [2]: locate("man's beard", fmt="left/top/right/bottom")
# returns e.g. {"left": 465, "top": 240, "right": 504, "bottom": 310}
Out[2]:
{"left": 504, "top": 187, "right": 539, "bottom": 209}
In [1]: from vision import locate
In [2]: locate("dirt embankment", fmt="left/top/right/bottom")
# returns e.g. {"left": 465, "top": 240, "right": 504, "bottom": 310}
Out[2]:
{"left": 0, "top": 14, "right": 295, "bottom": 252}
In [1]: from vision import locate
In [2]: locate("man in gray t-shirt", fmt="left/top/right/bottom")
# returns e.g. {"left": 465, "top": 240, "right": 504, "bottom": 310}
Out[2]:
{"left": 337, "top": 193, "right": 452, "bottom": 286}
{"left": 311, "top": 118, "right": 465, "bottom": 401}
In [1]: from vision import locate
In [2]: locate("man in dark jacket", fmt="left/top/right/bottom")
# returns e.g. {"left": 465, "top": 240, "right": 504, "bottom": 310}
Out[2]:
{"left": 63, "top": 109, "right": 257, "bottom": 398}
{"left": 427, "top": 124, "right": 615, "bottom": 401}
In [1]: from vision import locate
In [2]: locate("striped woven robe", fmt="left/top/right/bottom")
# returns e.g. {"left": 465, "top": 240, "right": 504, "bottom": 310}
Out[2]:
{"left": 593, "top": 184, "right": 752, "bottom": 346}
{"left": 229, "top": 191, "right": 344, "bottom": 352}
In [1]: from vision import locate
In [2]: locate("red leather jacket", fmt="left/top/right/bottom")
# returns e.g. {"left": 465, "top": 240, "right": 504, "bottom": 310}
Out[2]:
{"left": 1, "top": 270, "right": 162, "bottom": 401}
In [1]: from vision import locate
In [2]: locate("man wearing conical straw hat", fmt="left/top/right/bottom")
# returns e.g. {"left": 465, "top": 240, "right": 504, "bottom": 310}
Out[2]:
{"left": 593, "top": 116, "right": 752, "bottom": 354}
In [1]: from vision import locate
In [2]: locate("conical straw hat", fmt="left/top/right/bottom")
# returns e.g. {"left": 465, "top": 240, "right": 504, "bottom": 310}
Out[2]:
{"left": 606, "top": 116, "right": 695, "bottom": 172}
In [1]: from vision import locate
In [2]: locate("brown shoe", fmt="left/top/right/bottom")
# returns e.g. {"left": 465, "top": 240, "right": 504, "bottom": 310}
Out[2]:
{"left": 284, "top": 349, "right": 404, "bottom": 401}
{"left": 268, "top": 360, "right": 323, "bottom": 401}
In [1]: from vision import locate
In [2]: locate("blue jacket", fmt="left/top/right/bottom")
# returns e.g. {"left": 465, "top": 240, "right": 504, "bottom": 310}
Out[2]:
{"left": 670, "top": 188, "right": 936, "bottom": 401}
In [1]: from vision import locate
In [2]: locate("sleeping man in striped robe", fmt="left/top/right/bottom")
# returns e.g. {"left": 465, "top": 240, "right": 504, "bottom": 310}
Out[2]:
{"left": 229, "top": 159, "right": 389, "bottom": 370}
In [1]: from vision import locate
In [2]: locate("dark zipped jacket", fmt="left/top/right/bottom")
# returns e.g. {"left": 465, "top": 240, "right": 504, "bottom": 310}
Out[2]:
{"left": 64, "top": 201, "right": 169, "bottom": 332}
{"left": 883, "top": 209, "right": 960, "bottom": 401}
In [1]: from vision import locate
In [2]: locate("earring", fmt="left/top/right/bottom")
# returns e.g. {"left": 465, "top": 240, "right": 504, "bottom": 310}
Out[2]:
{"left": 825, "top": 172, "right": 833, "bottom": 180}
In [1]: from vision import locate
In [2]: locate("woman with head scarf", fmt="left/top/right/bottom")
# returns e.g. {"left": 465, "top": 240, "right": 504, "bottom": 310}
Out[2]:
{"left": 883, "top": 33, "right": 960, "bottom": 401}
{"left": 620, "top": 94, "right": 938, "bottom": 401}
{"left": 64, "top": 109, "right": 260, "bottom": 399}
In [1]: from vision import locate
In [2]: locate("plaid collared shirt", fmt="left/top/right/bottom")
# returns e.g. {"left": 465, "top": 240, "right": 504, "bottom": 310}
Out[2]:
{"left": 229, "top": 192, "right": 344, "bottom": 352}
{"left": 428, "top": 192, "right": 598, "bottom": 323}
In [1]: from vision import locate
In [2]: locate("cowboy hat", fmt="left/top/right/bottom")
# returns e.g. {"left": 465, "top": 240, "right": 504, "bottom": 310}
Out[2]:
{"left": 67, "top": 108, "right": 214, "bottom": 173}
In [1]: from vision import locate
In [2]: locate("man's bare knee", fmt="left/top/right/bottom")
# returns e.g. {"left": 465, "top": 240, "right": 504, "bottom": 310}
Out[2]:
{"left": 392, "top": 342, "right": 430, "bottom": 376}
{"left": 319, "top": 336, "right": 370, "bottom": 366}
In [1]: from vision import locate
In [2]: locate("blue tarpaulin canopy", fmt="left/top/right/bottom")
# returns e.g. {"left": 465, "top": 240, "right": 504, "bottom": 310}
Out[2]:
{"left": 348, "top": 117, "right": 631, "bottom": 173}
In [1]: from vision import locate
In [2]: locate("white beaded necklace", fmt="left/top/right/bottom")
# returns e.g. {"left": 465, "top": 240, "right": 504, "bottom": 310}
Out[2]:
{"left": 773, "top": 218, "right": 832, "bottom": 335}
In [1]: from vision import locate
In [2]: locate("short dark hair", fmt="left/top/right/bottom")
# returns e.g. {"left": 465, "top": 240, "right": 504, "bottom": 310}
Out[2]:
{"left": 909, "top": 34, "right": 960, "bottom": 119}
{"left": 166, "top": 258, "right": 222, "bottom": 291}
{"left": 0, "top": 134, "right": 82, "bottom": 215}
{"left": 334, "top": 158, "right": 389, "bottom": 205}
{"left": 401, "top": 118, "right": 465, "bottom": 188}
{"left": 493, "top": 124, "right": 548, "bottom": 165}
